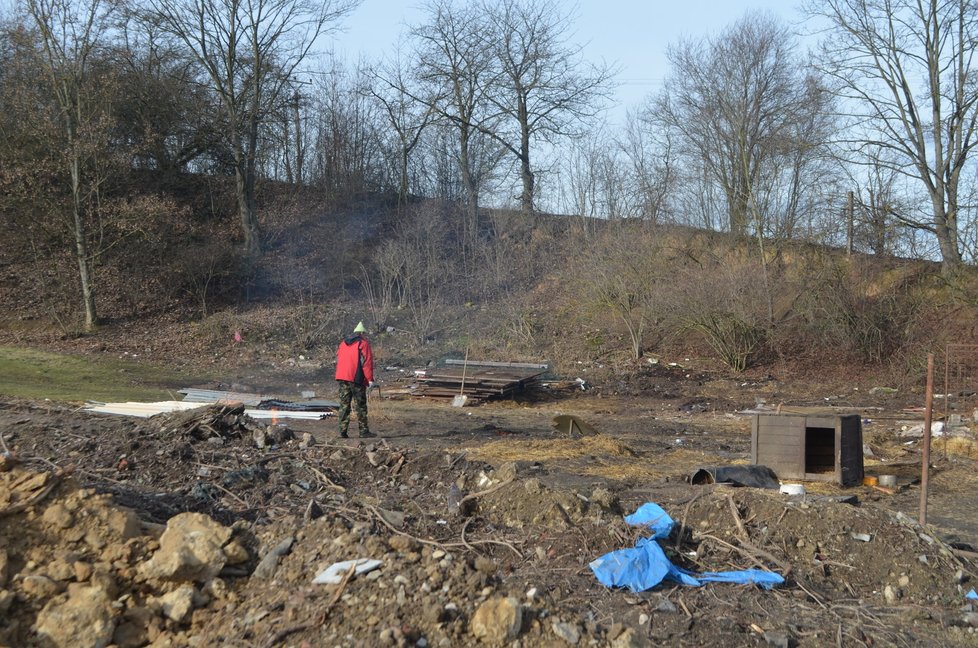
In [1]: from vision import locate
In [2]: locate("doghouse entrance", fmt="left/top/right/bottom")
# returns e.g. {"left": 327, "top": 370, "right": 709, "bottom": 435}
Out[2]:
{"left": 805, "top": 426, "right": 836, "bottom": 474}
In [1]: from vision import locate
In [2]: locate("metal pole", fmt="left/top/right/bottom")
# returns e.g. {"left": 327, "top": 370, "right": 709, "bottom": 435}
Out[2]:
{"left": 920, "top": 353, "right": 934, "bottom": 525}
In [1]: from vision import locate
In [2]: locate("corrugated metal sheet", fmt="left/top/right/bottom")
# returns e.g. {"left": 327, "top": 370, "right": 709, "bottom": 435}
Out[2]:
{"left": 85, "top": 401, "right": 330, "bottom": 420}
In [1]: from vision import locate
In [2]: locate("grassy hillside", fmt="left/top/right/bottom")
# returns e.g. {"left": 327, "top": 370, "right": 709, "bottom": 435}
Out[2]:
{"left": 0, "top": 172, "right": 974, "bottom": 396}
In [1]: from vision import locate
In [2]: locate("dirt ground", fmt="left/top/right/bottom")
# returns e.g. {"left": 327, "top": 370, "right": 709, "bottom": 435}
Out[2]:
{"left": 2, "top": 364, "right": 978, "bottom": 647}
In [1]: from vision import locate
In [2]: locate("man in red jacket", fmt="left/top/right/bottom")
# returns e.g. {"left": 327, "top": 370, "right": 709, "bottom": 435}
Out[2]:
{"left": 334, "top": 321, "right": 375, "bottom": 438}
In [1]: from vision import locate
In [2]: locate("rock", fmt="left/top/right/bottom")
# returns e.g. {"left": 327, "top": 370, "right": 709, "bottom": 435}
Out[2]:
{"left": 495, "top": 462, "right": 518, "bottom": 483}
{"left": 42, "top": 503, "right": 75, "bottom": 529}
{"left": 252, "top": 428, "right": 268, "bottom": 449}
{"left": 138, "top": 512, "right": 232, "bottom": 582}
{"left": 524, "top": 478, "right": 542, "bottom": 495}
{"left": 610, "top": 627, "right": 650, "bottom": 648}
{"left": 0, "top": 548, "right": 8, "bottom": 586}
{"left": 103, "top": 508, "right": 142, "bottom": 539}
{"left": 638, "top": 613, "right": 649, "bottom": 625}
{"left": 366, "top": 452, "right": 382, "bottom": 467}
{"left": 0, "top": 589, "right": 14, "bottom": 615}
{"left": 763, "top": 631, "right": 790, "bottom": 648}
{"left": 71, "top": 560, "right": 94, "bottom": 583}
{"left": 46, "top": 556, "right": 76, "bottom": 582}
{"left": 551, "top": 620, "right": 581, "bottom": 644}
{"left": 300, "top": 432, "right": 315, "bottom": 448}
{"left": 898, "top": 575, "right": 910, "bottom": 588}
{"left": 112, "top": 606, "right": 154, "bottom": 648}
{"left": 591, "top": 487, "right": 620, "bottom": 512}
{"left": 388, "top": 535, "right": 419, "bottom": 553}
{"left": 222, "top": 540, "right": 250, "bottom": 565}
{"left": 963, "top": 612, "right": 978, "bottom": 628}
{"left": 956, "top": 569, "right": 967, "bottom": 584}
{"left": 22, "top": 574, "right": 63, "bottom": 598}
{"left": 884, "top": 585, "right": 901, "bottom": 604}
{"left": 655, "top": 598, "right": 677, "bottom": 613}
{"left": 377, "top": 508, "right": 406, "bottom": 529}
{"left": 251, "top": 536, "right": 295, "bottom": 581}
{"left": 151, "top": 584, "right": 196, "bottom": 623}
{"left": 470, "top": 596, "right": 523, "bottom": 644}
{"left": 34, "top": 584, "right": 115, "bottom": 648}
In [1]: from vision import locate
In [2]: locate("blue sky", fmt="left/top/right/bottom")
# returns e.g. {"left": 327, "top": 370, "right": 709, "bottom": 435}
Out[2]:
{"left": 326, "top": 0, "right": 806, "bottom": 121}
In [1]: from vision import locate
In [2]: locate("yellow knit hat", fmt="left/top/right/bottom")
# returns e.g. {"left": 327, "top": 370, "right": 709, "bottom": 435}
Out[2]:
{"left": 354, "top": 321, "right": 366, "bottom": 333}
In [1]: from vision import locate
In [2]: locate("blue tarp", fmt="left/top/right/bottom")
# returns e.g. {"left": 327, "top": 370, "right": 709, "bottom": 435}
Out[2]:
{"left": 590, "top": 502, "right": 785, "bottom": 593}
{"left": 967, "top": 588, "right": 978, "bottom": 601}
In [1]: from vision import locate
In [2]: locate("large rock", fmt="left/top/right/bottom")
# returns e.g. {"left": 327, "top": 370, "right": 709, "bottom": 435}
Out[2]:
{"left": 34, "top": 584, "right": 116, "bottom": 648}
{"left": 470, "top": 596, "right": 523, "bottom": 645}
{"left": 150, "top": 584, "right": 197, "bottom": 623}
{"left": 139, "top": 513, "right": 231, "bottom": 582}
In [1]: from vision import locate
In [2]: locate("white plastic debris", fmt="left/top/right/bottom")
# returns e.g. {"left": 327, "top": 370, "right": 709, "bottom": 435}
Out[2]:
{"left": 313, "top": 558, "right": 382, "bottom": 584}
{"left": 779, "top": 484, "right": 806, "bottom": 496}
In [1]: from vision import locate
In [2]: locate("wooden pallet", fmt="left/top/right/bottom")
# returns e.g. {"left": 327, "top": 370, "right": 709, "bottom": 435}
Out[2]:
{"left": 412, "top": 364, "right": 547, "bottom": 402}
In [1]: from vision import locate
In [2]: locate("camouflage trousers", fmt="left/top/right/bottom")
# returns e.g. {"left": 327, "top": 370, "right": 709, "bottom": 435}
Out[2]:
{"left": 336, "top": 380, "right": 369, "bottom": 437}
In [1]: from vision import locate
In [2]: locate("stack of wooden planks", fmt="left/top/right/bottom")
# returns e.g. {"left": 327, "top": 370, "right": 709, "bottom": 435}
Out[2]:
{"left": 412, "top": 360, "right": 548, "bottom": 403}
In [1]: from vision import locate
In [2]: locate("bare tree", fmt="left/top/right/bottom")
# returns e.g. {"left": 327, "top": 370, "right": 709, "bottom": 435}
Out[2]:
{"left": 654, "top": 12, "right": 828, "bottom": 236}
{"left": 23, "top": 0, "right": 114, "bottom": 330}
{"left": 142, "top": 0, "right": 359, "bottom": 263}
{"left": 410, "top": 0, "right": 499, "bottom": 239}
{"left": 366, "top": 51, "right": 435, "bottom": 209}
{"left": 481, "top": 0, "right": 615, "bottom": 215}
{"left": 806, "top": 0, "right": 978, "bottom": 271}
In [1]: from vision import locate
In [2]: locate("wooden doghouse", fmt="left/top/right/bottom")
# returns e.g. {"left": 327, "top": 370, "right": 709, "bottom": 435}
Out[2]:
{"left": 751, "top": 413, "right": 864, "bottom": 486}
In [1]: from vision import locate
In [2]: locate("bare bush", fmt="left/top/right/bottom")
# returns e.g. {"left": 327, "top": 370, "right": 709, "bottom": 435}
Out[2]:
{"left": 670, "top": 251, "right": 772, "bottom": 371}
{"left": 809, "top": 260, "right": 926, "bottom": 363}
{"left": 578, "top": 222, "right": 670, "bottom": 359}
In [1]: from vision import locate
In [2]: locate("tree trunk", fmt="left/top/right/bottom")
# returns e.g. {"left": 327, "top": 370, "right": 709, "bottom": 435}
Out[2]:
{"left": 458, "top": 125, "right": 479, "bottom": 245}
{"left": 70, "top": 153, "right": 97, "bottom": 331}
{"left": 518, "top": 95, "right": 534, "bottom": 215}
{"left": 234, "top": 124, "right": 262, "bottom": 263}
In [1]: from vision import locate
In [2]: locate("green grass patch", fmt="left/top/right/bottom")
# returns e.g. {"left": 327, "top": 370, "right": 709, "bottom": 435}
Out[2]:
{"left": 0, "top": 346, "right": 208, "bottom": 403}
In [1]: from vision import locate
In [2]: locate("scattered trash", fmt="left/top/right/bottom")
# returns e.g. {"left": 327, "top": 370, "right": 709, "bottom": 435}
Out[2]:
{"left": 863, "top": 476, "right": 878, "bottom": 486}
{"left": 878, "top": 475, "right": 898, "bottom": 488}
{"left": 552, "top": 414, "right": 597, "bottom": 436}
{"left": 589, "top": 503, "right": 784, "bottom": 593}
{"left": 689, "top": 465, "right": 780, "bottom": 489}
{"left": 967, "top": 589, "right": 978, "bottom": 601}
{"left": 900, "top": 421, "right": 945, "bottom": 438}
{"left": 313, "top": 558, "right": 383, "bottom": 584}
{"left": 869, "top": 387, "right": 897, "bottom": 394}
{"left": 850, "top": 532, "right": 872, "bottom": 542}
{"left": 779, "top": 484, "right": 806, "bottom": 496}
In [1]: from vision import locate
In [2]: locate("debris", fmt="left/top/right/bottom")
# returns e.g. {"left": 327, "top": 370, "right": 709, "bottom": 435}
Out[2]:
{"left": 689, "top": 465, "right": 780, "bottom": 489}
{"left": 779, "top": 484, "right": 806, "bottom": 496}
{"left": 878, "top": 474, "right": 898, "bottom": 488}
{"left": 590, "top": 503, "right": 785, "bottom": 592}
{"left": 312, "top": 558, "right": 383, "bottom": 584}
{"left": 413, "top": 361, "right": 547, "bottom": 403}
{"left": 850, "top": 532, "right": 872, "bottom": 542}
{"left": 967, "top": 589, "right": 978, "bottom": 600}
{"left": 552, "top": 414, "right": 598, "bottom": 436}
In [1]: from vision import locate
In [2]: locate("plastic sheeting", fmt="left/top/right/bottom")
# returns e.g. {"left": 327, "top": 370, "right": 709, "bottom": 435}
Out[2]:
{"left": 590, "top": 503, "right": 785, "bottom": 593}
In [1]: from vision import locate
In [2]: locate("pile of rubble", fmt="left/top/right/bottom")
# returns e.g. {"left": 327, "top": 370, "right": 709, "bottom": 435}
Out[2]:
{"left": 2, "top": 400, "right": 978, "bottom": 646}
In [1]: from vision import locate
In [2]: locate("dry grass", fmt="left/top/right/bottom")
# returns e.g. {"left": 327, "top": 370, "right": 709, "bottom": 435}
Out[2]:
{"left": 461, "top": 434, "right": 639, "bottom": 463}
{"left": 941, "top": 435, "right": 978, "bottom": 459}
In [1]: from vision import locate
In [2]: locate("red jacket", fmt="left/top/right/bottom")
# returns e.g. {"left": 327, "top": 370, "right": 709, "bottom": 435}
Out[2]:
{"left": 335, "top": 334, "right": 374, "bottom": 385}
